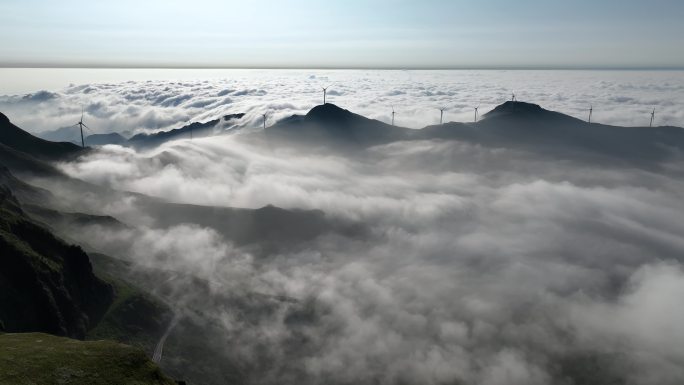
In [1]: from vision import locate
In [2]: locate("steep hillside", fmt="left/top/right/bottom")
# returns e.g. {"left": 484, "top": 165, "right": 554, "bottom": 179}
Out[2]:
{"left": 0, "top": 184, "right": 114, "bottom": 339}
{"left": 0, "top": 112, "right": 84, "bottom": 161}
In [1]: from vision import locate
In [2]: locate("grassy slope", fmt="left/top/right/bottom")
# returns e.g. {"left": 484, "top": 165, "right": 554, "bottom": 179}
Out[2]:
{"left": 0, "top": 333, "right": 176, "bottom": 385}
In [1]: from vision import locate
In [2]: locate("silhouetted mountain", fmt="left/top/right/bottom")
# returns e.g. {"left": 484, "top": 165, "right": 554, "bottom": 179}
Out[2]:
{"left": 418, "top": 101, "right": 684, "bottom": 167}
{"left": 0, "top": 112, "right": 84, "bottom": 161}
{"left": 86, "top": 132, "right": 127, "bottom": 146}
{"left": 0, "top": 113, "right": 75, "bottom": 176}
{"left": 128, "top": 113, "right": 245, "bottom": 149}
{"left": 482, "top": 101, "right": 585, "bottom": 124}
{"left": 268, "top": 103, "right": 410, "bottom": 146}
{"left": 262, "top": 101, "right": 684, "bottom": 167}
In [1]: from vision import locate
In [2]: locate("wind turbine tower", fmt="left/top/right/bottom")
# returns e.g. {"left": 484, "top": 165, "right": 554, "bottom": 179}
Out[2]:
{"left": 262, "top": 113, "right": 267, "bottom": 129}
{"left": 391, "top": 106, "right": 396, "bottom": 126}
{"left": 588, "top": 105, "right": 593, "bottom": 123}
{"left": 439, "top": 108, "right": 445, "bottom": 124}
{"left": 650, "top": 108, "right": 656, "bottom": 127}
{"left": 322, "top": 85, "right": 331, "bottom": 104}
{"left": 75, "top": 108, "right": 89, "bottom": 148}
{"left": 511, "top": 93, "right": 516, "bottom": 102}
{"left": 474, "top": 106, "right": 480, "bottom": 123}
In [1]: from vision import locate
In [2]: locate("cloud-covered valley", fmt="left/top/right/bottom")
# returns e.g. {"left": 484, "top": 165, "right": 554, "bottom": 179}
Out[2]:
{"left": 22, "top": 117, "right": 683, "bottom": 384}
{"left": 4, "top": 69, "right": 684, "bottom": 384}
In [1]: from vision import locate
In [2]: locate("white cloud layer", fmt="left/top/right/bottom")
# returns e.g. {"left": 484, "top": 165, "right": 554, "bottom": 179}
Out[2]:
{"left": 1, "top": 70, "right": 683, "bottom": 140}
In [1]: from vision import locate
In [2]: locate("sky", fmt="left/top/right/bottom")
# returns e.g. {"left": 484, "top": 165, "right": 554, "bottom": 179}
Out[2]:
{"left": 1, "top": 0, "right": 683, "bottom": 69}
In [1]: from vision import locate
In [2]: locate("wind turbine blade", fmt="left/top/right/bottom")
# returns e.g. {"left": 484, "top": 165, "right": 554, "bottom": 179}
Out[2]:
{"left": 81, "top": 123, "right": 90, "bottom": 130}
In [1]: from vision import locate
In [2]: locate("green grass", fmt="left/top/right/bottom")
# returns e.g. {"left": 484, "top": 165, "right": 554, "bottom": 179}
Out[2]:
{"left": 0, "top": 333, "right": 176, "bottom": 385}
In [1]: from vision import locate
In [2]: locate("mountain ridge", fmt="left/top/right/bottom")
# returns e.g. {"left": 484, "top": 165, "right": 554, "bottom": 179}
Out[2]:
{"left": 262, "top": 101, "right": 684, "bottom": 168}
{"left": 0, "top": 112, "right": 85, "bottom": 161}
{"left": 128, "top": 113, "right": 245, "bottom": 149}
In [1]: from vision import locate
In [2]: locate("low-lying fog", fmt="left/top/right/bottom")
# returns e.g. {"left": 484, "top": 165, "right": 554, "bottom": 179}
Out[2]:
{"left": 27, "top": 123, "right": 684, "bottom": 384}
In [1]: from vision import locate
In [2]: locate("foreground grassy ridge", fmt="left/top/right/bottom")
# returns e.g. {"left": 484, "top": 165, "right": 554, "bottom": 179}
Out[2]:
{"left": 0, "top": 333, "right": 176, "bottom": 385}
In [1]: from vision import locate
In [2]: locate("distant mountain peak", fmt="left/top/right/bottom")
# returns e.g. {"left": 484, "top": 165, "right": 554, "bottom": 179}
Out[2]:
{"left": 267, "top": 103, "right": 406, "bottom": 146}
{"left": 482, "top": 101, "right": 583, "bottom": 124}
{"left": 305, "top": 103, "right": 360, "bottom": 123}
{"left": 484, "top": 101, "right": 543, "bottom": 117}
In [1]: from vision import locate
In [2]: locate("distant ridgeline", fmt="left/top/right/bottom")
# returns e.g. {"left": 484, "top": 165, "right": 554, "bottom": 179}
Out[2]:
{"left": 25, "top": 101, "right": 684, "bottom": 168}
{"left": 258, "top": 101, "right": 684, "bottom": 169}
{"left": 37, "top": 113, "right": 246, "bottom": 149}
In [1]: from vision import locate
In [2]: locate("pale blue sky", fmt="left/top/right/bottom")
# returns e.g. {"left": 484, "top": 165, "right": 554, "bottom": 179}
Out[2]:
{"left": 1, "top": 0, "right": 683, "bottom": 68}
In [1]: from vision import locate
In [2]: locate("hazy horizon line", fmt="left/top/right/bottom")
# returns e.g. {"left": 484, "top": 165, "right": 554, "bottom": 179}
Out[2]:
{"left": 2, "top": 64, "right": 684, "bottom": 71}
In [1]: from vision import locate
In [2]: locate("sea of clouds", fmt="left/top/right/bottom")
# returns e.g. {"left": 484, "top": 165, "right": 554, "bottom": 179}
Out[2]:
{"left": 42, "top": 128, "right": 684, "bottom": 384}
{"left": 7, "top": 70, "right": 684, "bottom": 384}
{"left": 1, "top": 69, "right": 684, "bottom": 139}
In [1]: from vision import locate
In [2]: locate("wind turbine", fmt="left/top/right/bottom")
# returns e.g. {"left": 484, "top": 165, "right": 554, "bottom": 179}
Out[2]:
{"left": 474, "top": 105, "right": 480, "bottom": 123}
{"left": 322, "top": 85, "right": 332, "bottom": 104}
{"left": 391, "top": 106, "right": 396, "bottom": 126}
{"left": 650, "top": 108, "right": 656, "bottom": 127}
{"left": 588, "top": 105, "right": 593, "bottom": 123}
{"left": 439, "top": 107, "right": 446, "bottom": 124}
{"left": 75, "top": 108, "right": 89, "bottom": 148}
{"left": 511, "top": 92, "right": 516, "bottom": 102}
{"left": 262, "top": 112, "right": 268, "bottom": 129}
